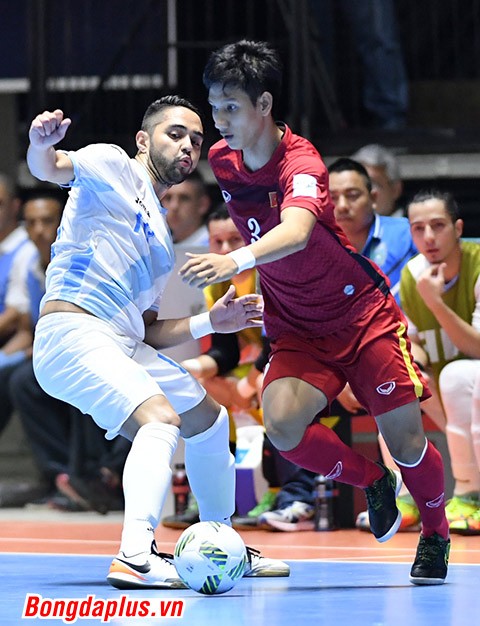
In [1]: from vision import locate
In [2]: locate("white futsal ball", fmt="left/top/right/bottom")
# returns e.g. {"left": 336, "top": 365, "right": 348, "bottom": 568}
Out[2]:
{"left": 174, "top": 521, "right": 247, "bottom": 594}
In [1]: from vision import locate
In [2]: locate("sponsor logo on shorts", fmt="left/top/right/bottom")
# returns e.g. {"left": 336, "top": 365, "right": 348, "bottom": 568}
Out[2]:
{"left": 426, "top": 493, "right": 445, "bottom": 508}
{"left": 376, "top": 381, "right": 396, "bottom": 395}
{"left": 325, "top": 461, "right": 343, "bottom": 479}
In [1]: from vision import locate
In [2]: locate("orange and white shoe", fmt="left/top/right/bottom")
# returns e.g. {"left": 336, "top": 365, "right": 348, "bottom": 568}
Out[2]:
{"left": 107, "top": 541, "right": 187, "bottom": 589}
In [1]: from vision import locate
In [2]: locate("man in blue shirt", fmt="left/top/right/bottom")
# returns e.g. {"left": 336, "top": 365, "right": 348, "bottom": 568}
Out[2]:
{"left": 329, "top": 157, "right": 415, "bottom": 305}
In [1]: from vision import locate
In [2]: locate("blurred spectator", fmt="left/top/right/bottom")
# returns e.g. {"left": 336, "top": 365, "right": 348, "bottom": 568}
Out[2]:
{"left": 330, "top": 157, "right": 415, "bottom": 304}
{"left": 351, "top": 144, "right": 404, "bottom": 216}
{"left": 0, "top": 173, "right": 36, "bottom": 348}
{"left": 0, "top": 190, "right": 128, "bottom": 511}
{"left": 352, "top": 143, "right": 405, "bottom": 217}
{"left": 400, "top": 189, "right": 480, "bottom": 535}
{"left": 0, "top": 189, "right": 67, "bottom": 506}
{"left": 311, "top": 0, "right": 408, "bottom": 130}
{"left": 162, "top": 170, "right": 211, "bottom": 246}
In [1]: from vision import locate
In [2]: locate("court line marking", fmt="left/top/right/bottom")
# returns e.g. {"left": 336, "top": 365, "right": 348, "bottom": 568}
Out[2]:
{"left": 1, "top": 551, "right": 479, "bottom": 569}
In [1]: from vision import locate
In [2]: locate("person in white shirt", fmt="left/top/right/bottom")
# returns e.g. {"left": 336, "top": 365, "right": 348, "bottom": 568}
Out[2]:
{"left": 0, "top": 173, "right": 36, "bottom": 349}
{"left": 27, "top": 96, "right": 288, "bottom": 590}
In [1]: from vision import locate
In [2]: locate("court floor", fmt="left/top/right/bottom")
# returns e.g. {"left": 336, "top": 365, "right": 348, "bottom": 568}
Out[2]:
{"left": 1, "top": 509, "right": 479, "bottom": 625}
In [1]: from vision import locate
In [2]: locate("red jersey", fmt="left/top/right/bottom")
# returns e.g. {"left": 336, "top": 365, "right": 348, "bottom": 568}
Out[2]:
{"left": 208, "top": 124, "right": 390, "bottom": 339}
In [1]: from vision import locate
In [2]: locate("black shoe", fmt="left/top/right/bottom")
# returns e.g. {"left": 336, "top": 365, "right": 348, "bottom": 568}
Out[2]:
{"left": 409, "top": 532, "right": 450, "bottom": 585}
{"left": 0, "top": 481, "right": 51, "bottom": 508}
{"left": 364, "top": 463, "right": 402, "bottom": 542}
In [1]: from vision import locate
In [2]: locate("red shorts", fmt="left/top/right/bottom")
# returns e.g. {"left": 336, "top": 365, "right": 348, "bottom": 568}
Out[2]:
{"left": 263, "top": 295, "right": 430, "bottom": 417}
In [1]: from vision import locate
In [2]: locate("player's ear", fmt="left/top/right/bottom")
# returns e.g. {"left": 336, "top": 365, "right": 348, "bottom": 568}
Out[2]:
{"left": 454, "top": 218, "right": 464, "bottom": 240}
{"left": 136, "top": 130, "right": 149, "bottom": 153}
{"left": 257, "top": 92, "right": 273, "bottom": 116}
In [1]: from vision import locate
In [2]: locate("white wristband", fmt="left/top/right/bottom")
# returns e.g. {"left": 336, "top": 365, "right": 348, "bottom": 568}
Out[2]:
{"left": 228, "top": 247, "right": 256, "bottom": 273}
{"left": 189, "top": 311, "right": 214, "bottom": 339}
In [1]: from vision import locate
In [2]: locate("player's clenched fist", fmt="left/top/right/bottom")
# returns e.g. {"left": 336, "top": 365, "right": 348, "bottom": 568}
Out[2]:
{"left": 29, "top": 109, "right": 71, "bottom": 148}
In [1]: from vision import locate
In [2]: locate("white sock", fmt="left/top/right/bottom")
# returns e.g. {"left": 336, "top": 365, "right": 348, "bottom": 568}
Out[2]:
{"left": 120, "top": 422, "right": 179, "bottom": 558}
{"left": 184, "top": 406, "right": 235, "bottom": 525}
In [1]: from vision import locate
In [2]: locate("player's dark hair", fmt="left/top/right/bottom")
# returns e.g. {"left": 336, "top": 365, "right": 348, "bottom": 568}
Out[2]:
{"left": 141, "top": 95, "right": 204, "bottom": 135}
{"left": 203, "top": 40, "right": 283, "bottom": 109}
{"left": 408, "top": 189, "right": 460, "bottom": 223}
{"left": 328, "top": 157, "right": 373, "bottom": 193}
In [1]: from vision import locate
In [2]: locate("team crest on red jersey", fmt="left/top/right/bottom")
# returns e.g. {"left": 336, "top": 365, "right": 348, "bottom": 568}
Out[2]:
{"left": 269, "top": 192, "right": 278, "bottom": 208}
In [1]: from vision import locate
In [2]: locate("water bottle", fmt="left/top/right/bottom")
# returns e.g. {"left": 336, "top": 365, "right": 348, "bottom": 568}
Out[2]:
{"left": 313, "top": 474, "right": 337, "bottom": 531}
{"left": 172, "top": 463, "right": 190, "bottom": 515}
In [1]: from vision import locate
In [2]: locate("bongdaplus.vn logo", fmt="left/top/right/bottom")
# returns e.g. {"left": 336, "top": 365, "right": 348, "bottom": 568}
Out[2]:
{"left": 22, "top": 593, "right": 185, "bottom": 623}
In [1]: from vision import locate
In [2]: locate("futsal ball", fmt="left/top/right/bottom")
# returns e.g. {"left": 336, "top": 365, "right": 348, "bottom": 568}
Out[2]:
{"left": 174, "top": 521, "right": 247, "bottom": 594}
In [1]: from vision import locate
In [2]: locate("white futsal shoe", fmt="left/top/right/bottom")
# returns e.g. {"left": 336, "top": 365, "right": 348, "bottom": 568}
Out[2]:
{"left": 107, "top": 541, "right": 187, "bottom": 589}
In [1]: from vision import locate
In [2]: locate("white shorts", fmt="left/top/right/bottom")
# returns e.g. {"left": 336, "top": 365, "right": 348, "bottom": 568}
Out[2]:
{"left": 33, "top": 312, "right": 206, "bottom": 439}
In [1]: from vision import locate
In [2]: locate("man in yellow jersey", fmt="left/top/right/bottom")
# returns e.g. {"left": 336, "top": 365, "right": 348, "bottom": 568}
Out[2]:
{"left": 401, "top": 189, "right": 480, "bottom": 534}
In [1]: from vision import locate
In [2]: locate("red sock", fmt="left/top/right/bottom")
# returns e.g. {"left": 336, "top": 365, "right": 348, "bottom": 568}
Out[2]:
{"left": 398, "top": 440, "right": 449, "bottom": 539}
{"left": 279, "top": 422, "right": 383, "bottom": 488}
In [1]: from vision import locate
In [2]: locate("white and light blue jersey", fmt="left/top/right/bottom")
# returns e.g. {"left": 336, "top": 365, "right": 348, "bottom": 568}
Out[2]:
{"left": 41, "top": 143, "right": 175, "bottom": 341}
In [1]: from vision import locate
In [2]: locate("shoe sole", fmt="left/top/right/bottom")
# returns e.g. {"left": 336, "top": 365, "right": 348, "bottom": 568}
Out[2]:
{"left": 375, "top": 470, "right": 403, "bottom": 543}
{"left": 262, "top": 519, "right": 315, "bottom": 532}
{"left": 107, "top": 572, "right": 187, "bottom": 589}
{"left": 409, "top": 575, "right": 446, "bottom": 586}
{"left": 449, "top": 527, "right": 480, "bottom": 536}
{"left": 243, "top": 564, "right": 291, "bottom": 577}
{"left": 232, "top": 521, "right": 271, "bottom": 531}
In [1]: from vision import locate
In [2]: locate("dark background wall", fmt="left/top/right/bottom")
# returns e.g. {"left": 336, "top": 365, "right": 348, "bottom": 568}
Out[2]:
{"left": 2, "top": 0, "right": 480, "bottom": 233}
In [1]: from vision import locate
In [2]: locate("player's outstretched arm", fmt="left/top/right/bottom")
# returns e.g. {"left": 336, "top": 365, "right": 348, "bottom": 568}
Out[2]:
{"left": 144, "top": 286, "right": 263, "bottom": 350}
{"left": 27, "top": 109, "right": 74, "bottom": 185}
{"left": 180, "top": 206, "right": 316, "bottom": 288}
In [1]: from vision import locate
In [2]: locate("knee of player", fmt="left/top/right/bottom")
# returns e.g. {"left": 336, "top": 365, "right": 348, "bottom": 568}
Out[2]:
{"left": 263, "top": 409, "right": 290, "bottom": 435}
{"left": 133, "top": 395, "right": 182, "bottom": 428}
{"left": 388, "top": 432, "right": 427, "bottom": 466}
{"left": 262, "top": 411, "right": 300, "bottom": 449}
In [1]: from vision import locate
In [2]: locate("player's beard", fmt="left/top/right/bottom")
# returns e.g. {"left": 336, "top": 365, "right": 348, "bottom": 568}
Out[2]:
{"left": 148, "top": 147, "right": 187, "bottom": 186}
